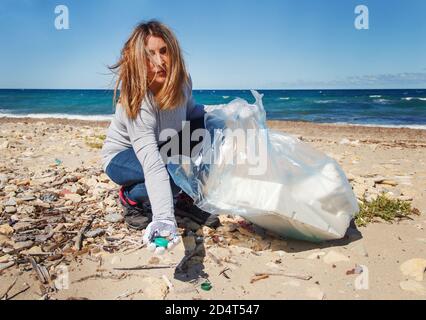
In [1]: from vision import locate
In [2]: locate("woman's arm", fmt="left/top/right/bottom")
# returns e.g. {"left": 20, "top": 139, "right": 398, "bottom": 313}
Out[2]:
{"left": 125, "top": 104, "right": 175, "bottom": 223}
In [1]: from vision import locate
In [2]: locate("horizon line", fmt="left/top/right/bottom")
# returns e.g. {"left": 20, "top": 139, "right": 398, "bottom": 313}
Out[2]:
{"left": 0, "top": 87, "right": 425, "bottom": 91}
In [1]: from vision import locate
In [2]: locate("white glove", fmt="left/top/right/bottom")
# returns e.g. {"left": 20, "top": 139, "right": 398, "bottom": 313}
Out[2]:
{"left": 142, "top": 219, "right": 181, "bottom": 255}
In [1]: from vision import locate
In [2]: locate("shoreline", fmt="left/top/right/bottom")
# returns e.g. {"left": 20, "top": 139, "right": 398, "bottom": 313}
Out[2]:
{"left": 1, "top": 116, "right": 426, "bottom": 146}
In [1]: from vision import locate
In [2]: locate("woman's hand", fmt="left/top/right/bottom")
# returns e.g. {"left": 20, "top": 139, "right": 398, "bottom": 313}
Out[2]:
{"left": 142, "top": 219, "right": 181, "bottom": 254}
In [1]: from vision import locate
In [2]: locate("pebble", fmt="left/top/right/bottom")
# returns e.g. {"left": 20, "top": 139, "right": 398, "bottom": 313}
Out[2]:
{"left": 84, "top": 228, "right": 106, "bottom": 238}
{"left": 5, "top": 206, "right": 17, "bottom": 214}
{"left": 4, "top": 198, "right": 17, "bottom": 206}
{"left": 19, "top": 195, "right": 36, "bottom": 201}
{"left": 104, "top": 213, "right": 123, "bottom": 223}
{"left": 64, "top": 193, "right": 82, "bottom": 203}
{"left": 13, "top": 240, "right": 34, "bottom": 251}
{"left": 0, "top": 224, "right": 14, "bottom": 236}
{"left": 39, "top": 193, "right": 59, "bottom": 203}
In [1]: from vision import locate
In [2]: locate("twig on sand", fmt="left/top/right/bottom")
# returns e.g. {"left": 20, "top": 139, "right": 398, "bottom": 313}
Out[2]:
{"left": 5, "top": 283, "right": 31, "bottom": 300}
{"left": 113, "top": 264, "right": 177, "bottom": 271}
{"left": 114, "top": 289, "right": 143, "bottom": 300}
{"left": 254, "top": 272, "right": 312, "bottom": 281}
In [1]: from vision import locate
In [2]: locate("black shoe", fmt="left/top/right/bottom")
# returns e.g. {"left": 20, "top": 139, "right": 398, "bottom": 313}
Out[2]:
{"left": 175, "top": 192, "right": 221, "bottom": 228}
{"left": 118, "top": 187, "right": 152, "bottom": 230}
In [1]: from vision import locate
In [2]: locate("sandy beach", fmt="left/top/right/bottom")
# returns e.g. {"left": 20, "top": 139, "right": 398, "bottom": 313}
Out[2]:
{"left": 0, "top": 117, "right": 425, "bottom": 300}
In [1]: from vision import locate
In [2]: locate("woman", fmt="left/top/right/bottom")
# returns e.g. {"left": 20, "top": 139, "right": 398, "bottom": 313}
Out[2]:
{"left": 101, "top": 20, "right": 219, "bottom": 252}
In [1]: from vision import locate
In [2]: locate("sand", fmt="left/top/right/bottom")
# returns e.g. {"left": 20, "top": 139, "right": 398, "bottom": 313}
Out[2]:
{"left": 0, "top": 116, "right": 425, "bottom": 300}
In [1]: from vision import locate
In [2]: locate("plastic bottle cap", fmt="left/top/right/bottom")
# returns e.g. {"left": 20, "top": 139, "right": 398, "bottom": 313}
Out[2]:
{"left": 154, "top": 237, "right": 169, "bottom": 248}
{"left": 201, "top": 281, "right": 212, "bottom": 291}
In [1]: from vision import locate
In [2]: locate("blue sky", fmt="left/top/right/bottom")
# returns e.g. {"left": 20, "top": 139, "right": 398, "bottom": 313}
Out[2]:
{"left": 0, "top": 0, "right": 425, "bottom": 89}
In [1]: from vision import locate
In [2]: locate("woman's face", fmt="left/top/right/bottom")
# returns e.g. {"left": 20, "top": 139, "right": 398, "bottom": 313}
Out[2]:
{"left": 145, "top": 35, "right": 170, "bottom": 92}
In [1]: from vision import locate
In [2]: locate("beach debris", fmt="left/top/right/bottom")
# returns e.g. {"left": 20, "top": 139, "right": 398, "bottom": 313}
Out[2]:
{"left": 400, "top": 258, "right": 426, "bottom": 281}
{"left": 201, "top": 281, "right": 212, "bottom": 291}
{"left": 219, "top": 267, "right": 231, "bottom": 279}
{"left": 0, "top": 224, "right": 14, "bottom": 236}
{"left": 250, "top": 274, "right": 269, "bottom": 283}
{"left": 346, "top": 264, "right": 364, "bottom": 275}
{"left": 162, "top": 274, "right": 175, "bottom": 292}
{"left": 113, "top": 263, "right": 177, "bottom": 271}
{"left": 104, "top": 213, "right": 123, "bottom": 223}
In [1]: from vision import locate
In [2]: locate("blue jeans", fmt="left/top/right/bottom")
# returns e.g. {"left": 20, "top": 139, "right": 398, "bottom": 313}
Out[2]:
{"left": 104, "top": 117, "right": 205, "bottom": 205}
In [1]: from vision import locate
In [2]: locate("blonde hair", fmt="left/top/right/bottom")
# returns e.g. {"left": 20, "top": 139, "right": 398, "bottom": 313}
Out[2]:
{"left": 109, "top": 20, "right": 190, "bottom": 120}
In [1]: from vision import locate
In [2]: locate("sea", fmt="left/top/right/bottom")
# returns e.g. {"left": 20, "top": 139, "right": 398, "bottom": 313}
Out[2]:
{"left": 1, "top": 89, "right": 425, "bottom": 129}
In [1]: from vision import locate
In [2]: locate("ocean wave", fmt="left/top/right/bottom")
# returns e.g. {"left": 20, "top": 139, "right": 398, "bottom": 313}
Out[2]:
{"left": 402, "top": 97, "right": 426, "bottom": 101}
{"left": 369, "top": 95, "right": 382, "bottom": 98}
{"left": 373, "top": 99, "right": 393, "bottom": 104}
{"left": 278, "top": 97, "right": 290, "bottom": 100}
{"left": 313, "top": 99, "right": 340, "bottom": 104}
{"left": 0, "top": 112, "right": 113, "bottom": 121}
{"left": 222, "top": 96, "right": 230, "bottom": 99}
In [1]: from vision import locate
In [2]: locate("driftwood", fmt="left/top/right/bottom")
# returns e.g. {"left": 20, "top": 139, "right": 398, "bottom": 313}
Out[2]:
{"left": 74, "top": 216, "right": 95, "bottom": 251}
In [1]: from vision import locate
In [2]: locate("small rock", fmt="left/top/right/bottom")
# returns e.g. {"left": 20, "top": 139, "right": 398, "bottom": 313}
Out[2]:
{"left": 40, "top": 193, "right": 59, "bottom": 203}
{"left": 0, "top": 224, "right": 14, "bottom": 236}
{"left": 0, "top": 254, "right": 11, "bottom": 263}
{"left": 104, "top": 213, "right": 123, "bottom": 223}
{"left": 399, "top": 280, "right": 426, "bottom": 296}
{"left": 64, "top": 193, "right": 82, "bottom": 203}
{"left": 323, "top": 250, "right": 350, "bottom": 264}
{"left": 0, "top": 235, "right": 12, "bottom": 246}
{"left": 19, "top": 195, "right": 36, "bottom": 201}
{"left": 12, "top": 222, "right": 32, "bottom": 232}
{"left": 84, "top": 228, "right": 105, "bottom": 238}
{"left": 5, "top": 206, "right": 17, "bottom": 214}
{"left": 4, "top": 198, "right": 17, "bottom": 206}
{"left": 22, "top": 246, "right": 43, "bottom": 255}
{"left": 13, "top": 240, "right": 34, "bottom": 251}
{"left": 400, "top": 258, "right": 426, "bottom": 281}
{"left": 398, "top": 195, "right": 413, "bottom": 201}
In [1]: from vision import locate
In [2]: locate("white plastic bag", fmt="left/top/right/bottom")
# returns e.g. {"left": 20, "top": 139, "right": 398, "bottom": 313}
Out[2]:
{"left": 167, "top": 90, "right": 359, "bottom": 242}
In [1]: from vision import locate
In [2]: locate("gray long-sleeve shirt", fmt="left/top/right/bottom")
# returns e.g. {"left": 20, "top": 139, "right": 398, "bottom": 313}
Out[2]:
{"left": 101, "top": 76, "right": 203, "bottom": 221}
